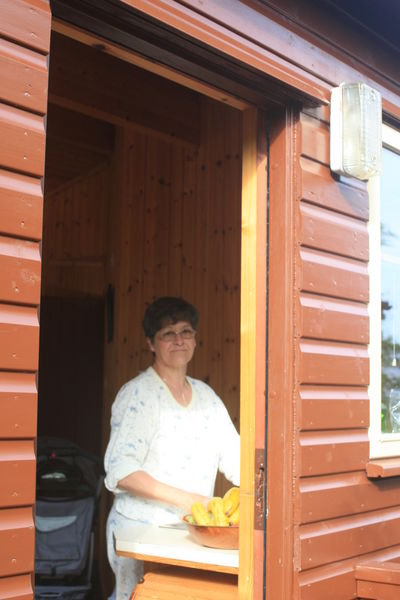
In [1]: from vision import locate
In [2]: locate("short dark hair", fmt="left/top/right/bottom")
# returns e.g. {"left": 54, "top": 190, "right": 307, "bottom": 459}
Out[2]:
{"left": 142, "top": 297, "right": 199, "bottom": 340}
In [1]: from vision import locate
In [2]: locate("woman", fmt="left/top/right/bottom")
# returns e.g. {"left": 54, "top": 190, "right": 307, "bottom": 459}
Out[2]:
{"left": 104, "top": 296, "right": 240, "bottom": 599}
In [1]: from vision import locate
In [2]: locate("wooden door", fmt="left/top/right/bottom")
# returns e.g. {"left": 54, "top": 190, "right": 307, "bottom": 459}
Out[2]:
{"left": 0, "top": 1, "right": 51, "bottom": 598}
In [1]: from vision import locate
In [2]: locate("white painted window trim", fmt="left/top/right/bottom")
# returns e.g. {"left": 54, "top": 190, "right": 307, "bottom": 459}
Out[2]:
{"left": 369, "top": 124, "right": 400, "bottom": 458}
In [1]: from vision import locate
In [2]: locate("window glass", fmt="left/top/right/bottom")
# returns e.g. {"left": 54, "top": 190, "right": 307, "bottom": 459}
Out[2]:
{"left": 369, "top": 125, "right": 400, "bottom": 458}
{"left": 381, "top": 146, "right": 400, "bottom": 433}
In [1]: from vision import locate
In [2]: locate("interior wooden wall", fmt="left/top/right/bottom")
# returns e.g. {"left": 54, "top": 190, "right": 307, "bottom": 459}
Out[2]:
{"left": 42, "top": 161, "right": 112, "bottom": 297}
{"left": 103, "top": 96, "right": 243, "bottom": 471}
{"left": 41, "top": 32, "right": 243, "bottom": 486}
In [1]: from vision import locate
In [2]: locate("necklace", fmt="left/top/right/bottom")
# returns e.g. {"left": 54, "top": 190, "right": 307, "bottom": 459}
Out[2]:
{"left": 161, "top": 375, "right": 190, "bottom": 406}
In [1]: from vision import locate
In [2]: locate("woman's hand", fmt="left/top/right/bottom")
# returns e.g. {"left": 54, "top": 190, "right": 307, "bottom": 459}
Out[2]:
{"left": 118, "top": 470, "right": 209, "bottom": 513}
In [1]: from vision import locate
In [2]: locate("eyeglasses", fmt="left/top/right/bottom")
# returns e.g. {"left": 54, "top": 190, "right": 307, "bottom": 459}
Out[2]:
{"left": 157, "top": 327, "right": 196, "bottom": 342}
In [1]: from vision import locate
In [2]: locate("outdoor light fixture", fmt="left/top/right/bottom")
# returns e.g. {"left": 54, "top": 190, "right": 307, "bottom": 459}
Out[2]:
{"left": 330, "top": 82, "right": 382, "bottom": 180}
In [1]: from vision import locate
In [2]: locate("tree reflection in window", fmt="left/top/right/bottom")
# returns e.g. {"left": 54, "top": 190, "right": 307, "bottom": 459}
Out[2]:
{"left": 381, "top": 147, "right": 400, "bottom": 432}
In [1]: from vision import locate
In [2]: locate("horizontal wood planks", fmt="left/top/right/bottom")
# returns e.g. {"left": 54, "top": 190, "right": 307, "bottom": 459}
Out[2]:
{"left": 0, "top": 573, "right": 33, "bottom": 599}
{"left": 0, "top": 372, "right": 37, "bottom": 439}
{"left": 0, "top": 169, "right": 43, "bottom": 240}
{"left": 356, "top": 561, "right": 400, "bottom": 599}
{"left": 0, "top": 1, "right": 50, "bottom": 596}
{"left": 41, "top": 162, "right": 112, "bottom": 297}
{"left": 296, "top": 111, "right": 400, "bottom": 598}
{"left": 0, "top": 507, "right": 35, "bottom": 577}
{"left": 0, "top": 441, "right": 36, "bottom": 507}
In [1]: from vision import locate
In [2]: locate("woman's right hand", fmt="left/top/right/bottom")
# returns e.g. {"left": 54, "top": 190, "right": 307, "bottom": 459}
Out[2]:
{"left": 180, "top": 492, "right": 209, "bottom": 515}
{"left": 118, "top": 470, "right": 209, "bottom": 514}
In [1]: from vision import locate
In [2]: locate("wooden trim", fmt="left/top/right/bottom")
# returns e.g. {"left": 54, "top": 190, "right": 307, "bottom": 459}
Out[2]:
{"left": 366, "top": 459, "right": 400, "bottom": 479}
{"left": 356, "top": 561, "right": 400, "bottom": 599}
{"left": 51, "top": 19, "right": 251, "bottom": 112}
{"left": 266, "top": 106, "right": 296, "bottom": 599}
{"left": 239, "top": 108, "right": 258, "bottom": 600}
{"left": 253, "top": 110, "right": 268, "bottom": 599}
{"left": 120, "top": 0, "right": 329, "bottom": 104}
{"left": 117, "top": 550, "right": 238, "bottom": 575}
{"left": 356, "top": 561, "right": 400, "bottom": 586}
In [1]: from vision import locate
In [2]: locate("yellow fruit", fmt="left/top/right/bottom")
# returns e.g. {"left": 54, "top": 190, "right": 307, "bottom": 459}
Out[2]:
{"left": 229, "top": 504, "right": 240, "bottom": 526}
{"left": 191, "top": 502, "right": 213, "bottom": 526}
{"left": 208, "top": 497, "right": 229, "bottom": 526}
{"left": 222, "top": 487, "right": 240, "bottom": 517}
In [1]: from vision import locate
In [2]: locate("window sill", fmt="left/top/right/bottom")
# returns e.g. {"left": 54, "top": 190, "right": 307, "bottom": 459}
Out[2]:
{"left": 366, "top": 458, "right": 400, "bottom": 478}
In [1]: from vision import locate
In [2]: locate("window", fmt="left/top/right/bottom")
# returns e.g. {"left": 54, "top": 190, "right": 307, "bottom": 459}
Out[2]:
{"left": 369, "top": 124, "right": 400, "bottom": 458}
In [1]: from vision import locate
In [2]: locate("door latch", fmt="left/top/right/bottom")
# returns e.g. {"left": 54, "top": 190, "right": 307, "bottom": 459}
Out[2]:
{"left": 254, "top": 448, "right": 265, "bottom": 530}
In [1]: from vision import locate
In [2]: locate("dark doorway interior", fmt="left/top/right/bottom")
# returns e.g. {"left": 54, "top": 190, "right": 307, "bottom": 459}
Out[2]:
{"left": 37, "top": 296, "right": 104, "bottom": 456}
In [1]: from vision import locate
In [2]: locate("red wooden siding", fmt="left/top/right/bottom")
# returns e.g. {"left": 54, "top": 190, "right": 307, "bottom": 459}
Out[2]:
{"left": 296, "top": 110, "right": 398, "bottom": 599}
{"left": 0, "top": 1, "right": 50, "bottom": 598}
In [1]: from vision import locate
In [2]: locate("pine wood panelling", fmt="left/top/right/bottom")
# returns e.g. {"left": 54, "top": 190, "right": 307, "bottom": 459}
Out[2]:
{"left": 49, "top": 32, "right": 201, "bottom": 147}
{"left": 299, "top": 294, "right": 369, "bottom": 344}
{"left": 300, "top": 386, "right": 369, "bottom": 431}
{"left": 0, "top": 441, "right": 35, "bottom": 507}
{"left": 0, "top": 372, "right": 37, "bottom": 439}
{"left": 42, "top": 163, "right": 111, "bottom": 297}
{"left": 103, "top": 97, "right": 242, "bottom": 415}
{"left": 0, "top": 507, "right": 35, "bottom": 577}
{"left": 0, "top": 169, "right": 43, "bottom": 240}
{"left": 0, "top": 305, "right": 39, "bottom": 371}
{"left": 0, "top": 237, "right": 41, "bottom": 305}
{"left": 0, "top": 38, "right": 48, "bottom": 113}
{"left": 0, "top": 103, "right": 46, "bottom": 177}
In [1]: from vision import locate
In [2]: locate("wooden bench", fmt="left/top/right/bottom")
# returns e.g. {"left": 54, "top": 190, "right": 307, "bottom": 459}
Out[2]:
{"left": 356, "top": 561, "right": 400, "bottom": 599}
{"left": 130, "top": 565, "right": 238, "bottom": 599}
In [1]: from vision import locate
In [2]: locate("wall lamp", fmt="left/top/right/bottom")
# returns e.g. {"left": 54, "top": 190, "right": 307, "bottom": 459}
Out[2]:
{"left": 330, "top": 82, "right": 382, "bottom": 180}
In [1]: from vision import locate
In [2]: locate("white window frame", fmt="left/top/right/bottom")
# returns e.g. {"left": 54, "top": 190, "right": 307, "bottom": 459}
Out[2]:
{"left": 369, "top": 123, "right": 400, "bottom": 458}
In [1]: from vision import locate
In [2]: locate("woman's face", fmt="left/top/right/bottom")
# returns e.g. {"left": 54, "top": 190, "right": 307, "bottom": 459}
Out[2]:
{"left": 147, "top": 320, "right": 196, "bottom": 370}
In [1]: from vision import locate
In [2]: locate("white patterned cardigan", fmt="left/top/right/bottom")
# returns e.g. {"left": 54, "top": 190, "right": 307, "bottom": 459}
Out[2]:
{"left": 104, "top": 366, "right": 240, "bottom": 525}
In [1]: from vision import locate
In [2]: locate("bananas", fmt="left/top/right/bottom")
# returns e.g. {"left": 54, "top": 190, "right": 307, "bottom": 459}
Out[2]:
{"left": 228, "top": 504, "right": 239, "bottom": 526}
{"left": 191, "top": 501, "right": 213, "bottom": 526}
{"left": 222, "top": 486, "right": 240, "bottom": 518}
{"left": 189, "top": 487, "right": 240, "bottom": 527}
{"left": 208, "top": 497, "right": 229, "bottom": 526}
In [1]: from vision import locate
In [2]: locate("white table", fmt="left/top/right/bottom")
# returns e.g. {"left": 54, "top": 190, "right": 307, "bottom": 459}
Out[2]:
{"left": 114, "top": 523, "right": 239, "bottom": 575}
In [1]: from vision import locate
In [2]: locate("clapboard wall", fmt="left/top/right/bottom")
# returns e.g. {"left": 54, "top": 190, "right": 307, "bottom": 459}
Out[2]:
{"left": 295, "top": 106, "right": 400, "bottom": 599}
{"left": 0, "top": 1, "right": 50, "bottom": 598}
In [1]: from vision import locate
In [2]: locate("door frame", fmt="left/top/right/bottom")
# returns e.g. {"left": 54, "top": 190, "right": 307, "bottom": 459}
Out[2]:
{"left": 47, "top": 6, "right": 301, "bottom": 598}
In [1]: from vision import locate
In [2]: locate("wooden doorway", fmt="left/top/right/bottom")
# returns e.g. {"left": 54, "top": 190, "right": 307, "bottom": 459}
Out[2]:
{"left": 39, "top": 25, "right": 261, "bottom": 598}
